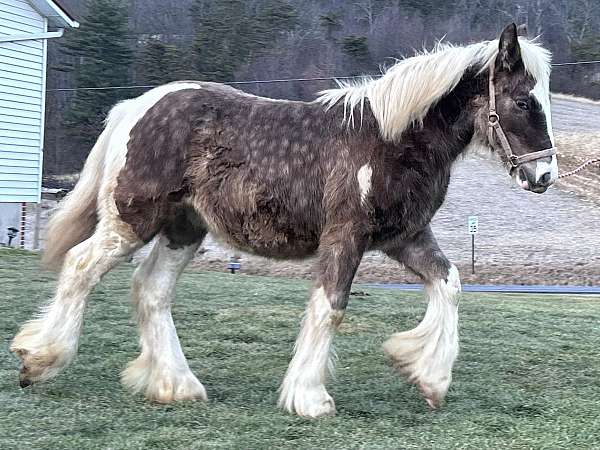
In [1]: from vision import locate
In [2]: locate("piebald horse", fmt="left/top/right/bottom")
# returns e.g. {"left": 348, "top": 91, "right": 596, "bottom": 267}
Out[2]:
{"left": 12, "top": 24, "right": 557, "bottom": 418}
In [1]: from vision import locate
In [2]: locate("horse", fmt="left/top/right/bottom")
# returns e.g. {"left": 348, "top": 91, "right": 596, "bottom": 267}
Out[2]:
{"left": 11, "top": 23, "right": 557, "bottom": 418}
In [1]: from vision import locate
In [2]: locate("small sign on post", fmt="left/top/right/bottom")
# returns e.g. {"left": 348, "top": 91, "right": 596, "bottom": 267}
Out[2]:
{"left": 227, "top": 256, "right": 241, "bottom": 274}
{"left": 468, "top": 216, "right": 478, "bottom": 235}
{"left": 468, "top": 216, "right": 478, "bottom": 274}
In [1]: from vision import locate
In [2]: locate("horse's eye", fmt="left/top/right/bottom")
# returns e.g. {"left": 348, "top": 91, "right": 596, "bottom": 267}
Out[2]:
{"left": 516, "top": 99, "right": 529, "bottom": 110}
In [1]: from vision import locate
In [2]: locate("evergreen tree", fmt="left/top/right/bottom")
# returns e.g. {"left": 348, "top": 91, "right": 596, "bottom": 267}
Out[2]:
{"left": 137, "top": 38, "right": 192, "bottom": 85}
{"left": 341, "top": 35, "right": 372, "bottom": 73}
{"left": 190, "top": 0, "right": 297, "bottom": 82}
{"left": 59, "top": 0, "right": 132, "bottom": 148}
{"left": 190, "top": 0, "right": 247, "bottom": 81}
{"left": 572, "top": 34, "right": 600, "bottom": 61}
{"left": 319, "top": 12, "right": 343, "bottom": 41}
{"left": 255, "top": 0, "right": 298, "bottom": 42}
{"left": 341, "top": 36, "right": 370, "bottom": 59}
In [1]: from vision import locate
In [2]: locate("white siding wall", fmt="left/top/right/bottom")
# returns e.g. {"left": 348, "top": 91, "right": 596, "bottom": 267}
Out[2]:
{"left": 0, "top": 0, "right": 46, "bottom": 202}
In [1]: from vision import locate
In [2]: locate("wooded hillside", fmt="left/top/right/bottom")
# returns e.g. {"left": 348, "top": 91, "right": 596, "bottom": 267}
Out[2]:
{"left": 44, "top": 0, "right": 600, "bottom": 175}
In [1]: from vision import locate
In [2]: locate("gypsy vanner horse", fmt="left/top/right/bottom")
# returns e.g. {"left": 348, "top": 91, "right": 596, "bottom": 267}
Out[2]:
{"left": 12, "top": 24, "right": 558, "bottom": 418}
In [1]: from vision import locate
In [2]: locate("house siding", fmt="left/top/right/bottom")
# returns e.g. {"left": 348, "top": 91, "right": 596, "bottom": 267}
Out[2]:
{"left": 0, "top": 0, "right": 46, "bottom": 203}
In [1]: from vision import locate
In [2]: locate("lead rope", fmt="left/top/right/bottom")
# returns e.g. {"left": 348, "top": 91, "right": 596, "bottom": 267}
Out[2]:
{"left": 559, "top": 158, "right": 600, "bottom": 179}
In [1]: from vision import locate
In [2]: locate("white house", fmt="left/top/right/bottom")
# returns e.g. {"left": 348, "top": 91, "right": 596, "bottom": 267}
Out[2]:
{"left": 0, "top": 0, "right": 78, "bottom": 246}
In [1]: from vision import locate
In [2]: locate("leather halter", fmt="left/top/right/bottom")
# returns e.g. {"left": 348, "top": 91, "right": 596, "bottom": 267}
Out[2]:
{"left": 487, "top": 68, "right": 556, "bottom": 169}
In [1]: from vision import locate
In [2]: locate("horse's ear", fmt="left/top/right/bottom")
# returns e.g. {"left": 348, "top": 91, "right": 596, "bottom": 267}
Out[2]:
{"left": 516, "top": 24, "right": 528, "bottom": 37}
{"left": 497, "top": 23, "right": 522, "bottom": 72}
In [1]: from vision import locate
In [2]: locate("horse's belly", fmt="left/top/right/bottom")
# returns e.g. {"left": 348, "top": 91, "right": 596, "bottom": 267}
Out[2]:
{"left": 191, "top": 182, "right": 322, "bottom": 259}
{"left": 203, "top": 210, "right": 320, "bottom": 259}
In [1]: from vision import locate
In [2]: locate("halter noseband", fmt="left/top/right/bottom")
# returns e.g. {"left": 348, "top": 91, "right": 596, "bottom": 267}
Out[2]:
{"left": 487, "top": 68, "right": 556, "bottom": 169}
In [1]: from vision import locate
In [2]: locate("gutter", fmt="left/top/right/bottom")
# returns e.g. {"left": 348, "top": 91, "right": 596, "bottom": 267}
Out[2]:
{"left": 0, "top": 29, "right": 64, "bottom": 43}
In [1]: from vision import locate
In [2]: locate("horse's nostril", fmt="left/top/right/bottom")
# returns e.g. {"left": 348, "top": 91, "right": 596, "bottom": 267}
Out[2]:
{"left": 539, "top": 172, "right": 552, "bottom": 185}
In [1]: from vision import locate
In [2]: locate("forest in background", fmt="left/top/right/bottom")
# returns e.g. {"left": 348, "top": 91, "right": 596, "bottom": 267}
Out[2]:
{"left": 44, "top": 0, "right": 600, "bottom": 175}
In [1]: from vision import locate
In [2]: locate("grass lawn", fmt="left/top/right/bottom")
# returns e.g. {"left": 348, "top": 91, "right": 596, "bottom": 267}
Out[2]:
{"left": 0, "top": 249, "right": 599, "bottom": 449}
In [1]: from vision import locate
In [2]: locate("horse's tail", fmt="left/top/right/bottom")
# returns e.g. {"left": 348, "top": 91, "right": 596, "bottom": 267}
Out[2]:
{"left": 42, "top": 102, "right": 129, "bottom": 270}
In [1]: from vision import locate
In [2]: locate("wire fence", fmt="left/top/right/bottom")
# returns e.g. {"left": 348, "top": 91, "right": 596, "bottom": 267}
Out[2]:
{"left": 46, "top": 59, "right": 600, "bottom": 93}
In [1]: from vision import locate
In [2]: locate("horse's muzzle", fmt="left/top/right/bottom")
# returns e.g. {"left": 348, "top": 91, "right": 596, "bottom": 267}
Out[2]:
{"left": 516, "top": 163, "right": 554, "bottom": 194}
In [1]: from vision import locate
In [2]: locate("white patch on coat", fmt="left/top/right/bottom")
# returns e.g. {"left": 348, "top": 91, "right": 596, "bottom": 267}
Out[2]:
{"left": 278, "top": 287, "right": 341, "bottom": 418}
{"left": 122, "top": 235, "right": 206, "bottom": 403}
{"left": 357, "top": 164, "right": 373, "bottom": 204}
{"left": 535, "top": 154, "right": 558, "bottom": 183}
{"left": 383, "top": 264, "right": 461, "bottom": 407}
{"left": 101, "top": 82, "right": 205, "bottom": 194}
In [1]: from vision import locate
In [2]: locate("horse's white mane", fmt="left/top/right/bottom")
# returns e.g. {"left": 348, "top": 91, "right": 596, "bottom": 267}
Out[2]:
{"left": 317, "top": 38, "right": 552, "bottom": 142}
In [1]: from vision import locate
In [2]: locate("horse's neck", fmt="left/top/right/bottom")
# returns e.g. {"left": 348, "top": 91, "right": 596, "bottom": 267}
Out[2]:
{"left": 418, "top": 72, "right": 484, "bottom": 163}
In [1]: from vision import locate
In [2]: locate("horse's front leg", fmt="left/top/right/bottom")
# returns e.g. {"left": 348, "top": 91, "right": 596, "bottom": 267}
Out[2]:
{"left": 382, "top": 226, "right": 461, "bottom": 409}
{"left": 279, "top": 226, "right": 367, "bottom": 418}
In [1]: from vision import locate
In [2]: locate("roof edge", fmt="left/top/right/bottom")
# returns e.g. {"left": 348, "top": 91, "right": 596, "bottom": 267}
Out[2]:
{"left": 29, "top": 0, "right": 79, "bottom": 28}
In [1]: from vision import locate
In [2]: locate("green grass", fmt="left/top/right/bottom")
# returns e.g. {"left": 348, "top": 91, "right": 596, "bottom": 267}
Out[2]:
{"left": 0, "top": 248, "right": 599, "bottom": 449}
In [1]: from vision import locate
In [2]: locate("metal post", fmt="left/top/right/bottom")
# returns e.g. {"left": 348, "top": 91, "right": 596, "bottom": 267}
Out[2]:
{"left": 20, "top": 202, "right": 26, "bottom": 249}
{"left": 33, "top": 203, "right": 41, "bottom": 250}
{"left": 471, "top": 234, "right": 475, "bottom": 274}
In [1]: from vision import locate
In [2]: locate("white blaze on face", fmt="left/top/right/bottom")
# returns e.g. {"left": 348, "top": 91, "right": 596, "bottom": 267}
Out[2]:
{"left": 531, "top": 80, "right": 558, "bottom": 183}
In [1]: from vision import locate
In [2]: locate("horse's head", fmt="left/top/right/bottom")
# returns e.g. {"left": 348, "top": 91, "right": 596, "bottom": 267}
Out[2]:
{"left": 482, "top": 23, "right": 558, "bottom": 194}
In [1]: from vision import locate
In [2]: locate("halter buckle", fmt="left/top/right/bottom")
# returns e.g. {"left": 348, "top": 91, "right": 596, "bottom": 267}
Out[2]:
{"left": 488, "top": 112, "right": 499, "bottom": 124}
{"left": 508, "top": 155, "right": 520, "bottom": 168}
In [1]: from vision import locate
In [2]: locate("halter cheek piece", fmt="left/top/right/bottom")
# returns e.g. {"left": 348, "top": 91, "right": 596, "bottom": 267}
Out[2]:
{"left": 487, "top": 68, "right": 556, "bottom": 170}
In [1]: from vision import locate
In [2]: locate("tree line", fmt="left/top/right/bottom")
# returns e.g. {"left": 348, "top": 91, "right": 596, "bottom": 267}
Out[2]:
{"left": 44, "top": 0, "right": 600, "bottom": 175}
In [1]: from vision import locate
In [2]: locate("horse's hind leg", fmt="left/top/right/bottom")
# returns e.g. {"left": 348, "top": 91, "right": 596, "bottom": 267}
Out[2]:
{"left": 382, "top": 226, "right": 461, "bottom": 409}
{"left": 11, "top": 218, "right": 141, "bottom": 387}
{"left": 122, "top": 232, "right": 207, "bottom": 403}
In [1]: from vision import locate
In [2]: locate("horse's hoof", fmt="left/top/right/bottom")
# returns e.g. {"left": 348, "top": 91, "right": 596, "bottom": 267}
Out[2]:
{"left": 146, "top": 373, "right": 208, "bottom": 404}
{"left": 425, "top": 396, "right": 439, "bottom": 409}
{"left": 298, "top": 396, "right": 336, "bottom": 418}
{"left": 279, "top": 384, "right": 336, "bottom": 418}
{"left": 419, "top": 382, "right": 444, "bottom": 409}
